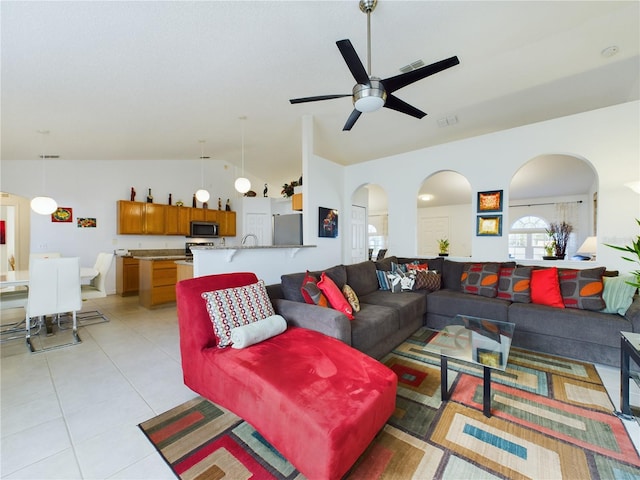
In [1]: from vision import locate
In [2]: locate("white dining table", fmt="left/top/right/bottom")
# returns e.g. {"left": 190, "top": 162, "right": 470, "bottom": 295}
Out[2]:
{"left": 0, "top": 268, "right": 99, "bottom": 288}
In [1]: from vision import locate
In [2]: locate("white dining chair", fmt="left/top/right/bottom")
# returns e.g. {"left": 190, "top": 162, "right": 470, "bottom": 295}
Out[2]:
{"left": 25, "top": 257, "right": 82, "bottom": 352}
{"left": 79, "top": 252, "right": 114, "bottom": 324}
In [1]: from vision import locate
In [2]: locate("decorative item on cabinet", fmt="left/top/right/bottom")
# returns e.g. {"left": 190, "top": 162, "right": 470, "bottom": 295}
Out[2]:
{"left": 176, "top": 200, "right": 184, "bottom": 207}
{"left": 225, "top": 199, "right": 231, "bottom": 211}
{"left": 218, "top": 198, "right": 222, "bottom": 210}
{"left": 147, "top": 189, "right": 153, "bottom": 203}
{"left": 263, "top": 184, "right": 268, "bottom": 197}
{"left": 192, "top": 194, "right": 197, "bottom": 208}
{"left": 203, "top": 201, "right": 208, "bottom": 209}
{"left": 130, "top": 187, "right": 136, "bottom": 201}
{"left": 168, "top": 193, "right": 172, "bottom": 205}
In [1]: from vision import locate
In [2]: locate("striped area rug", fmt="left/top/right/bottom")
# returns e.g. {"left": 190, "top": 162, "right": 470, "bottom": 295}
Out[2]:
{"left": 139, "top": 327, "right": 640, "bottom": 479}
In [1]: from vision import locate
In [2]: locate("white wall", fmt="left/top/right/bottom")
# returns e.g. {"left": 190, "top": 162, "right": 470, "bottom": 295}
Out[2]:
{"left": 343, "top": 101, "right": 640, "bottom": 274}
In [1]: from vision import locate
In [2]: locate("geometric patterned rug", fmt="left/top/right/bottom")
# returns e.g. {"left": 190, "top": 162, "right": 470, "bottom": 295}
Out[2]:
{"left": 139, "top": 327, "right": 640, "bottom": 479}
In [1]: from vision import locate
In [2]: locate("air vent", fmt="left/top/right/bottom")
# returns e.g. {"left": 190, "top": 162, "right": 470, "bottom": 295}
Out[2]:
{"left": 399, "top": 59, "right": 425, "bottom": 73}
{"left": 39, "top": 155, "right": 60, "bottom": 159}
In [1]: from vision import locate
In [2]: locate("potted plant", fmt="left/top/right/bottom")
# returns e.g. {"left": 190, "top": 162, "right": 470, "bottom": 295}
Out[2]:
{"left": 543, "top": 233, "right": 557, "bottom": 260}
{"left": 547, "top": 221, "right": 573, "bottom": 259}
{"left": 437, "top": 238, "right": 450, "bottom": 256}
{"left": 605, "top": 218, "right": 640, "bottom": 288}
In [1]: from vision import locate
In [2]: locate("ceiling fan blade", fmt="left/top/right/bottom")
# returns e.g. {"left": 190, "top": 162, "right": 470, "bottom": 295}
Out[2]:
{"left": 336, "top": 39, "right": 370, "bottom": 85}
{"left": 290, "top": 94, "right": 351, "bottom": 104}
{"left": 382, "top": 56, "right": 460, "bottom": 94}
{"left": 343, "top": 109, "right": 362, "bottom": 131}
{"left": 384, "top": 94, "right": 427, "bottom": 119}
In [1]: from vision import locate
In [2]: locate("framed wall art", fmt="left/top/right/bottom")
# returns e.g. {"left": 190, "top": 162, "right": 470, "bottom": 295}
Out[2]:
{"left": 318, "top": 207, "right": 338, "bottom": 238}
{"left": 477, "top": 190, "right": 503, "bottom": 213}
{"left": 477, "top": 215, "right": 502, "bottom": 236}
{"left": 52, "top": 207, "right": 73, "bottom": 223}
{"left": 77, "top": 218, "right": 97, "bottom": 228}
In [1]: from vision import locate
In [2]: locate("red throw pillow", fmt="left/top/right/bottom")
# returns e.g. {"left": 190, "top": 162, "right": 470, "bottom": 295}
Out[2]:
{"left": 407, "top": 262, "right": 429, "bottom": 271}
{"left": 317, "top": 272, "right": 354, "bottom": 320}
{"left": 300, "top": 271, "right": 328, "bottom": 307}
{"left": 530, "top": 267, "right": 565, "bottom": 308}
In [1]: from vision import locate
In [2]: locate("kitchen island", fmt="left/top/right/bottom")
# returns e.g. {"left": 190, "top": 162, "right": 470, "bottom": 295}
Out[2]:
{"left": 191, "top": 245, "right": 320, "bottom": 285}
{"left": 136, "top": 255, "right": 186, "bottom": 309}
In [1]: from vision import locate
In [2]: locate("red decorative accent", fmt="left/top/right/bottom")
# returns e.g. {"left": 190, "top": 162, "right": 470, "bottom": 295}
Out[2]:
{"left": 317, "top": 272, "right": 354, "bottom": 319}
{"left": 0, "top": 220, "right": 5, "bottom": 245}
{"left": 530, "top": 267, "right": 565, "bottom": 308}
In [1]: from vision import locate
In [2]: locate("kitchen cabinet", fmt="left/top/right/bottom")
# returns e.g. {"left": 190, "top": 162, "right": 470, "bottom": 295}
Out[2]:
{"left": 165, "top": 205, "right": 191, "bottom": 235}
{"left": 116, "top": 201, "right": 236, "bottom": 237}
{"left": 117, "top": 200, "right": 166, "bottom": 234}
{"left": 219, "top": 211, "right": 236, "bottom": 237}
{"left": 292, "top": 193, "right": 303, "bottom": 211}
{"left": 139, "top": 258, "right": 177, "bottom": 308}
{"left": 176, "top": 262, "right": 193, "bottom": 283}
{"left": 116, "top": 256, "right": 139, "bottom": 296}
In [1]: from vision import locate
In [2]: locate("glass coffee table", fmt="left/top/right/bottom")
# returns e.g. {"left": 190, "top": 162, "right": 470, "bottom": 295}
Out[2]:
{"left": 618, "top": 331, "right": 640, "bottom": 421}
{"left": 422, "top": 314, "right": 516, "bottom": 417}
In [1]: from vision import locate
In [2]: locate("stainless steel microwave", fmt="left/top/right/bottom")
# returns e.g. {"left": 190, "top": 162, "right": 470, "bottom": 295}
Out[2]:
{"left": 189, "top": 221, "right": 219, "bottom": 238}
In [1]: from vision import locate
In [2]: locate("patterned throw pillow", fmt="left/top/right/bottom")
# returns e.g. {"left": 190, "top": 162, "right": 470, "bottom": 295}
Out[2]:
{"left": 386, "top": 271, "right": 404, "bottom": 293}
{"left": 497, "top": 266, "right": 533, "bottom": 303}
{"left": 414, "top": 270, "right": 441, "bottom": 291}
{"left": 601, "top": 275, "right": 637, "bottom": 315}
{"left": 530, "top": 267, "right": 565, "bottom": 308}
{"left": 376, "top": 270, "right": 391, "bottom": 290}
{"left": 202, "top": 280, "right": 276, "bottom": 348}
{"left": 407, "top": 262, "right": 429, "bottom": 271}
{"left": 460, "top": 263, "right": 500, "bottom": 298}
{"left": 342, "top": 284, "right": 360, "bottom": 312}
{"left": 558, "top": 267, "right": 606, "bottom": 310}
{"left": 300, "top": 271, "right": 328, "bottom": 307}
{"left": 391, "top": 262, "right": 408, "bottom": 273}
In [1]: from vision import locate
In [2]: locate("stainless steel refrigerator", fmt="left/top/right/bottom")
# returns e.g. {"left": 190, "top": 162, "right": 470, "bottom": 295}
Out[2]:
{"left": 273, "top": 213, "right": 303, "bottom": 246}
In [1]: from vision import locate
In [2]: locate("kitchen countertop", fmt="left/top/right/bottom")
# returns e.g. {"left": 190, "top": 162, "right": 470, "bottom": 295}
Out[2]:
{"left": 134, "top": 255, "right": 187, "bottom": 261}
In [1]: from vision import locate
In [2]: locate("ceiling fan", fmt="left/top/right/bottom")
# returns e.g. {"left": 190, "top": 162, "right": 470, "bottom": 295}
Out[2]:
{"left": 289, "top": 0, "right": 460, "bottom": 131}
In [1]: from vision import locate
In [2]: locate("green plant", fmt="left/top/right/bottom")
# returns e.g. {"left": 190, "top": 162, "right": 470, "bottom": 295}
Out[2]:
{"left": 437, "top": 238, "right": 450, "bottom": 253}
{"left": 604, "top": 218, "right": 640, "bottom": 288}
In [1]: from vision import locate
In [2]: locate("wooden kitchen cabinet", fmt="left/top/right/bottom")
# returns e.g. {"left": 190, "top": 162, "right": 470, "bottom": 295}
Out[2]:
{"left": 139, "top": 259, "right": 177, "bottom": 308}
{"left": 117, "top": 200, "right": 166, "bottom": 234}
{"left": 292, "top": 193, "right": 303, "bottom": 211}
{"left": 204, "top": 209, "right": 219, "bottom": 223}
{"left": 219, "top": 211, "right": 236, "bottom": 236}
{"left": 165, "top": 205, "right": 191, "bottom": 235}
{"left": 116, "top": 256, "right": 139, "bottom": 296}
{"left": 190, "top": 207, "right": 206, "bottom": 222}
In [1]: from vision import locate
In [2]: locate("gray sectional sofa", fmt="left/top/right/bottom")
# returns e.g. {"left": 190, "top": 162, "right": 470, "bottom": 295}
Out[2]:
{"left": 266, "top": 256, "right": 640, "bottom": 366}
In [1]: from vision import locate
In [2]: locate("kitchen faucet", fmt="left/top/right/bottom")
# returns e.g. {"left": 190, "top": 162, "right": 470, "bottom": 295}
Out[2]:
{"left": 241, "top": 233, "right": 258, "bottom": 246}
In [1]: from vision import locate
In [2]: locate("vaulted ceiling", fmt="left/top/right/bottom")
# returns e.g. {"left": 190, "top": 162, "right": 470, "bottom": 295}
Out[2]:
{"left": 2, "top": 1, "right": 638, "bottom": 191}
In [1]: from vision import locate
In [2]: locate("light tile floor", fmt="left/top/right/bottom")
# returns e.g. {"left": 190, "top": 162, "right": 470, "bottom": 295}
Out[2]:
{"left": 1, "top": 295, "right": 639, "bottom": 479}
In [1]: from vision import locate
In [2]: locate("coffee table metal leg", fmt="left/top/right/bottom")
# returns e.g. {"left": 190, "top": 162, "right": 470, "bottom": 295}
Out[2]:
{"left": 483, "top": 366, "right": 492, "bottom": 418}
{"left": 441, "top": 356, "right": 449, "bottom": 401}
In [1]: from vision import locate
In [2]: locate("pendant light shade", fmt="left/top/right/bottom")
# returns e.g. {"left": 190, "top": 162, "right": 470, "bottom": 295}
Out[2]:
{"left": 31, "top": 130, "right": 58, "bottom": 215}
{"left": 195, "top": 189, "right": 210, "bottom": 203}
{"left": 31, "top": 196, "right": 58, "bottom": 215}
{"left": 235, "top": 117, "right": 252, "bottom": 194}
{"left": 234, "top": 177, "right": 251, "bottom": 194}
{"left": 196, "top": 140, "right": 210, "bottom": 203}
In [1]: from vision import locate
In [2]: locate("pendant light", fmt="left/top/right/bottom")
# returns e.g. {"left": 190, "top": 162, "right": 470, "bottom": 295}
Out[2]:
{"left": 31, "top": 130, "right": 58, "bottom": 215}
{"left": 234, "top": 116, "right": 251, "bottom": 194}
{"left": 195, "top": 140, "right": 210, "bottom": 203}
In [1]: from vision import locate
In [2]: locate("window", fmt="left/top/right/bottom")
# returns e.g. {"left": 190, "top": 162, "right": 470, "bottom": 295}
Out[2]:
{"left": 368, "top": 224, "right": 386, "bottom": 255}
{"left": 508, "top": 215, "right": 549, "bottom": 260}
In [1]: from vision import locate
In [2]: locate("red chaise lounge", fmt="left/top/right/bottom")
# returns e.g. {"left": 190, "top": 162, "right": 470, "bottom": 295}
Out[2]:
{"left": 176, "top": 272, "right": 397, "bottom": 479}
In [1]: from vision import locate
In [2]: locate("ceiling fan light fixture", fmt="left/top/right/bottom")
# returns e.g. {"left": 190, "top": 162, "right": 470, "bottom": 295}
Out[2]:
{"left": 353, "top": 80, "right": 386, "bottom": 113}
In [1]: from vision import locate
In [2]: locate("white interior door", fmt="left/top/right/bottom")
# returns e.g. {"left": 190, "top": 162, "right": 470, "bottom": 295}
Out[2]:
{"left": 351, "top": 205, "right": 367, "bottom": 263}
{"left": 418, "top": 216, "right": 449, "bottom": 256}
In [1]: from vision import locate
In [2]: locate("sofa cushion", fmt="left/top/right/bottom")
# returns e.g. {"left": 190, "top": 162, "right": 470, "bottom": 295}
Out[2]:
{"left": 281, "top": 265, "right": 347, "bottom": 303}
{"left": 350, "top": 303, "right": 400, "bottom": 352}
{"left": 426, "top": 289, "right": 510, "bottom": 321}
{"left": 374, "top": 256, "right": 398, "bottom": 272}
{"left": 601, "top": 275, "right": 637, "bottom": 315}
{"left": 376, "top": 270, "right": 391, "bottom": 290}
{"left": 497, "top": 266, "right": 533, "bottom": 303}
{"left": 558, "top": 267, "right": 606, "bottom": 311}
{"left": 358, "top": 290, "right": 427, "bottom": 329}
{"left": 202, "top": 280, "right": 276, "bottom": 347}
{"left": 530, "top": 267, "right": 564, "bottom": 308}
{"left": 317, "top": 272, "right": 354, "bottom": 319}
{"left": 461, "top": 263, "right": 500, "bottom": 298}
{"left": 345, "top": 261, "right": 379, "bottom": 297}
{"left": 442, "top": 260, "right": 466, "bottom": 290}
{"left": 342, "top": 284, "right": 361, "bottom": 312}
{"left": 508, "top": 302, "right": 630, "bottom": 348}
